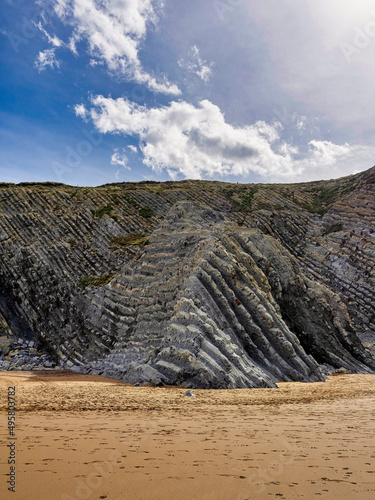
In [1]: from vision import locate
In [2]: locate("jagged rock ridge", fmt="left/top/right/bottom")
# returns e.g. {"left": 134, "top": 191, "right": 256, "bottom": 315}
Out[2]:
{"left": 0, "top": 167, "right": 374, "bottom": 387}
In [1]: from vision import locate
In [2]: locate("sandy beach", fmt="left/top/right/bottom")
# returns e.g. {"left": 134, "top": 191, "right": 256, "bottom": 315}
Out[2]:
{"left": 1, "top": 371, "right": 375, "bottom": 500}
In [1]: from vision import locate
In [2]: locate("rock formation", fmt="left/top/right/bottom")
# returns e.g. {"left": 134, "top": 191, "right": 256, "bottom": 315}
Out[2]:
{"left": 0, "top": 166, "right": 374, "bottom": 387}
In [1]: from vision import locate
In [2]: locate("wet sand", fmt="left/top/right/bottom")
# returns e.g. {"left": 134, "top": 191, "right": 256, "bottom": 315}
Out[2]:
{"left": 1, "top": 371, "right": 375, "bottom": 500}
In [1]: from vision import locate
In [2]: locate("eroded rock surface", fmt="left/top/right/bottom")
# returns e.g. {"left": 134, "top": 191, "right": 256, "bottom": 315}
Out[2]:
{"left": 0, "top": 168, "right": 374, "bottom": 387}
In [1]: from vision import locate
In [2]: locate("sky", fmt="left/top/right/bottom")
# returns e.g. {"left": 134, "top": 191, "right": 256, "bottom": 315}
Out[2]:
{"left": 1, "top": 0, "right": 375, "bottom": 186}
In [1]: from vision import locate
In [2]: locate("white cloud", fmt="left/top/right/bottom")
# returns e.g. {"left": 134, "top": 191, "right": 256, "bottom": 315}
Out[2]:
{"left": 287, "top": 140, "right": 375, "bottom": 183}
{"left": 111, "top": 148, "right": 131, "bottom": 170}
{"left": 178, "top": 45, "right": 214, "bottom": 82}
{"left": 296, "top": 116, "right": 307, "bottom": 132}
{"left": 34, "top": 21, "right": 64, "bottom": 47}
{"left": 74, "top": 103, "right": 88, "bottom": 120}
{"left": 81, "top": 95, "right": 375, "bottom": 182}
{"left": 68, "top": 32, "right": 80, "bottom": 56}
{"left": 307, "top": 140, "right": 351, "bottom": 166}
{"left": 127, "top": 145, "right": 138, "bottom": 153}
{"left": 49, "top": 0, "right": 180, "bottom": 94}
{"left": 87, "top": 96, "right": 286, "bottom": 178}
{"left": 88, "top": 59, "right": 103, "bottom": 67}
{"left": 35, "top": 48, "right": 60, "bottom": 71}
{"left": 269, "top": 108, "right": 321, "bottom": 142}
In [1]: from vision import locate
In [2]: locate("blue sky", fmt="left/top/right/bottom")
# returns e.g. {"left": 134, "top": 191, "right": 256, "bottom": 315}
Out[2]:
{"left": 1, "top": 0, "right": 375, "bottom": 186}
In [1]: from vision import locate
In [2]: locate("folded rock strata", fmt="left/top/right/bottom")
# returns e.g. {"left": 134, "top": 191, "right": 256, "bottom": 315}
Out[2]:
{"left": 0, "top": 167, "right": 374, "bottom": 387}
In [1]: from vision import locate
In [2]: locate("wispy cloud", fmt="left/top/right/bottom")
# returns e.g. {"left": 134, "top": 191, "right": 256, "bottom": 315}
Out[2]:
{"left": 178, "top": 45, "right": 214, "bottom": 82}
{"left": 111, "top": 148, "right": 131, "bottom": 170}
{"left": 46, "top": 0, "right": 180, "bottom": 94}
{"left": 34, "top": 20, "right": 64, "bottom": 47}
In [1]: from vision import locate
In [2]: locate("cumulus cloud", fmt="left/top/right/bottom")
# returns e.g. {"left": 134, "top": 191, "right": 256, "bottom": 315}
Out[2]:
{"left": 35, "top": 48, "right": 60, "bottom": 71}
{"left": 111, "top": 148, "right": 131, "bottom": 170}
{"left": 127, "top": 145, "right": 138, "bottom": 153}
{"left": 77, "top": 96, "right": 374, "bottom": 181}
{"left": 48, "top": 0, "right": 180, "bottom": 94}
{"left": 178, "top": 45, "right": 214, "bottom": 82}
{"left": 85, "top": 97, "right": 289, "bottom": 178}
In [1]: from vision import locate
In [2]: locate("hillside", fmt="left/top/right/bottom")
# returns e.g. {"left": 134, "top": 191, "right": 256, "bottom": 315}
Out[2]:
{"left": 0, "top": 166, "right": 374, "bottom": 388}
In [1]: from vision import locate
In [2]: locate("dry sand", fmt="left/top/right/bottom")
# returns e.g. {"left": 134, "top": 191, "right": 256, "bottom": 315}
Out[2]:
{"left": 1, "top": 370, "right": 375, "bottom": 500}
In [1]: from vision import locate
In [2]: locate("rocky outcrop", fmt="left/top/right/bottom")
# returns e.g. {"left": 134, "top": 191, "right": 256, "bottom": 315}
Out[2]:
{"left": 0, "top": 168, "right": 374, "bottom": 387}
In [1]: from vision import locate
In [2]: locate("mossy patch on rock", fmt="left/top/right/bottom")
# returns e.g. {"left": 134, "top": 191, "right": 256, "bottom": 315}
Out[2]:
{"left": 139, "top": 206, "right": 154, "bottom": 218}
{"left": 110, "top": 234, "right": 148, "bottom": 247}
{"left": 78, "top": 274, "right": 115, "bottom": 288}
{"left": 324, "top": 223, "right": 343, "bottom": 236}
{"left": 91, "top": 204, "right": 113, "bottom": 218}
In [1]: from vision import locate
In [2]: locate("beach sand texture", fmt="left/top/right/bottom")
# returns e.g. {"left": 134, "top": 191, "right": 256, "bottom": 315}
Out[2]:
{"left": 1, "top": 371, "right": 375, "bottom": 500}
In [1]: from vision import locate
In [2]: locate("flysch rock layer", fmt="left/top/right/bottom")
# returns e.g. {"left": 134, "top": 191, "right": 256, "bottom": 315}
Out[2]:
{"left": 0, "top": 167, "right": 374, "bottom": 387}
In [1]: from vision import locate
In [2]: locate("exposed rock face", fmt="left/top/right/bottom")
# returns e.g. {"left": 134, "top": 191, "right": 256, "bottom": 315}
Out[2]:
{"left": 0, "top": 167, "right": 374, "bottom": 387}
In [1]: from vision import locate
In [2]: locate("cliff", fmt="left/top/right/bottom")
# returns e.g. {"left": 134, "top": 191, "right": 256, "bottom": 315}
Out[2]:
{"left": 0, "top": 166, "right": 374, "bottom": 388}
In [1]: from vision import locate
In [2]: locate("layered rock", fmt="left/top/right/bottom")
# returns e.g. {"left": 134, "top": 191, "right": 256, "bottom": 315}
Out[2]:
{"left": 84, "top": 202, "right": 373, "bottom": 387}
{"left": 0, "top": 168, "right": 374, "bottom": 387}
